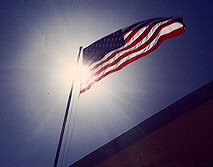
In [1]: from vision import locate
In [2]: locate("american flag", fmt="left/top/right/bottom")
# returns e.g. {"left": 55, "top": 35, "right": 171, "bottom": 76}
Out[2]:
{"left": 80, "top": 17, "right": 185, "bottom": 94}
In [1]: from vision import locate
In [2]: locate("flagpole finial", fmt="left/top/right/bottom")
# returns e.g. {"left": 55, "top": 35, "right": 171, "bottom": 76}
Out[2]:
{"left": 77, "top": 47, "right": 83, "bottom": 63}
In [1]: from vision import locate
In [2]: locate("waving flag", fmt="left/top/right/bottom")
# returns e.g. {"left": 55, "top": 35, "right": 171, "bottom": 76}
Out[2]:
{"left": 80, "top": 17, "right": 185, "bottom": 94}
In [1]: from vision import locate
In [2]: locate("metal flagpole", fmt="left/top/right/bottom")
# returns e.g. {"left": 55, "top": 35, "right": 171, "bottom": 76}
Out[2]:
{"left": 54, "top": 47, "right": 83, "bottom": 167}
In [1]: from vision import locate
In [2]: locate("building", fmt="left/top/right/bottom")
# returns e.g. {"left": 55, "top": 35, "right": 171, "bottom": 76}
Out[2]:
{"left": 70, "top": 81, "right": 213, "bottom": 167}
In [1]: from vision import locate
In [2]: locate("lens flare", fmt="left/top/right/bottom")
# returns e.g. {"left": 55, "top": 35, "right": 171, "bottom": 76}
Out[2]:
{"left": 76, "top": 64, "right": 92, "bottom": 85}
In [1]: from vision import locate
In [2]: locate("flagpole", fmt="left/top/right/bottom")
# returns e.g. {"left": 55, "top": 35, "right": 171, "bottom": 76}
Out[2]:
{"left": 54, "top": 47, "right": 83, "bottom": 167}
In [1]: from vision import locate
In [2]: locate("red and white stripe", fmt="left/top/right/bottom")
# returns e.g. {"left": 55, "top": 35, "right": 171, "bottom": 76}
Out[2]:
{"left": 80, "top": 17, "right": 185, "bottom": 93}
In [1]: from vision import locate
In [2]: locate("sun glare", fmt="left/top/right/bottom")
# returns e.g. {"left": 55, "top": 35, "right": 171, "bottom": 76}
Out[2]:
{"left": 75, "top": 64, "right": 92, "bottom": 84}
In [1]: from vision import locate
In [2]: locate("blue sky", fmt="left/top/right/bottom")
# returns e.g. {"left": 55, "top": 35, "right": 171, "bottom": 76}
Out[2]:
{"left": 0, "top": 0, "right": 212, "bottom": 166}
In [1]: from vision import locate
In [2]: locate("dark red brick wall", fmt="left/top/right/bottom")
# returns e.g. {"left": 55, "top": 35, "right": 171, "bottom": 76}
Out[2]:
{"left": 96, "top": 99, "right": 213, "bottom": 167}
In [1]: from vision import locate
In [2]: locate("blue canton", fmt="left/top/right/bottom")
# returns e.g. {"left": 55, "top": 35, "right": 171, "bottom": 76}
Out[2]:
{"left": 83, "top": 30, "right": 125, "bottom": 65}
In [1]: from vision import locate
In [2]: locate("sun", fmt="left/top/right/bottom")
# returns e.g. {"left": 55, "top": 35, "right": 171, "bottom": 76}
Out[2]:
{"left": 75, "top": 64, "right": 92, "bottom": 84}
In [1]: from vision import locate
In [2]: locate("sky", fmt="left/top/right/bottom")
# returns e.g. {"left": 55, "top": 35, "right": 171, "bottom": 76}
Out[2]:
{"left": 0, "top": 0, "right": 212, "bottom": 166}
